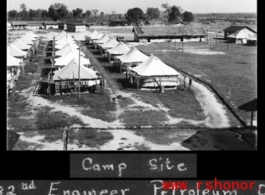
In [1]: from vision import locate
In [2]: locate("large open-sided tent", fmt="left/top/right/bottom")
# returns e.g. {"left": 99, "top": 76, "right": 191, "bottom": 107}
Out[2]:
{"left": 100, "top": 38, "right": 119, "bottom": 50}
{"left": 8, "top": 44, "right": 27, "bottom": 58}
{"left": 129, "top": 54, "right": 180, "bottom": 89}
{"left": 247, "top": 33, "right": 257, "bottom": 46}
{"left": 92, "top": 32, "right": 104, "bottom": 41}
{"left": 228, "top": 28, "right": 256, "bottom": 44}
{"left": 85, "top": 30, "right": 99, "bottom": 42}
{"left": 106, "top": 42, "right": 131, "bottom": 62}
{"left": 116, "top": 47, "right": 149, "bottom": 72}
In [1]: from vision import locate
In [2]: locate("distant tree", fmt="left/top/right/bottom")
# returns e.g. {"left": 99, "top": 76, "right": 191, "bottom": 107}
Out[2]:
{"left": 100, "top": 12, "right": 104, "bottom": 17}
{"left": 48, "top": 3, "right": 68, "bottom": 21}
{"left": 182, "top": 11, "right": 194, "bottom": 24}
{"left": 41, "top": 10, "right": 48, "bottom": 19}
{"left": 168, "top": 6, "right": 181, "bottom": 24}
{"left": 20, "top": 3, "right": 27, "bottom": 17}
{"left": 146, "top": 7, "right": 160, "bottom": 20}
{"left": 125, "top": 7, "right": 145, "bottom": 25}
{"left": 73, "top": 8, "right": 83, "bottom": 18}
{"left": 8, "top": 10, "right": 17, "bottom": 19}
{"left": 118, "top": 14, "right": 122, "bottom": 19}
{"left": 29, "top": 9, "right": 36, "bottom": 19}
{"left": 82, "top": 13, "right": 86, "bottom": 18}
{"left": 86, "top": 10, "right": 92, "bottom": 18}
{"left": 91, "top": 9, "right": 99, "bottom": 16}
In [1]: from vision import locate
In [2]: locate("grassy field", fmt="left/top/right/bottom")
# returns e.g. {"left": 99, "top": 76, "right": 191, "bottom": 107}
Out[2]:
{"left": 136, "top": 39, "right": 257, "bottom": 125}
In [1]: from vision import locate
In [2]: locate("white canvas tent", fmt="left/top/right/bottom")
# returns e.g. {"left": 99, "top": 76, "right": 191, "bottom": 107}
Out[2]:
{"left": 129, "top": 54, "right": 180, "bottom": 88}
{"left": 8, "top": 44, "right": 27, "bottom": 58}
{"left": 53, "top": 59, "right": 98, "bottom": 81}
{"left": 27, "top": 31, "right": 39, "bottom": 38}
{"left": 87, "top": 30, "right": 99, "bottom": 39}
{"left": 54, "top": 44, "right": 72, "bottom": 56}
{"left": 13, "top": 39, "right": 31, "bottom": 50}
{"left": 94, "top": 35, "right": 110, "bottom": 44}
{"left": 54, "top": 51, "right": 90, "bottom": 67}
{"left": 116, "top": 47, "right": 149, "bottom": 64}
{"left": 106, "top": 42, "right": 130, "bottom": 55}
{"left": 92, "top": 32, "right": 104, "bottom": 40}
{"left": 19, "top": 36, "right": 34, "bottom": 45}
{"left": 100, "top": 38, "right": 119, "bottom": 50}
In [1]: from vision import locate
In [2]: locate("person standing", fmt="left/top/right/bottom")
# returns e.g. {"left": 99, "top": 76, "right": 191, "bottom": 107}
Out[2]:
{"left": 189, "top": 78, "right": 192, "bottom": 91}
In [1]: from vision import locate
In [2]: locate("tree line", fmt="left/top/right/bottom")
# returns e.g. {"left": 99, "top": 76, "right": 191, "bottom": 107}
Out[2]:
{"left": 8, "top": 2, "right": 195, "bottom": 25}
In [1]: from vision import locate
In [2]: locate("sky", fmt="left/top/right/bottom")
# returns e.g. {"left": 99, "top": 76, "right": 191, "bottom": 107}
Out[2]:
{"left": 7, "top": 0, "right": 257, "bottom": 14}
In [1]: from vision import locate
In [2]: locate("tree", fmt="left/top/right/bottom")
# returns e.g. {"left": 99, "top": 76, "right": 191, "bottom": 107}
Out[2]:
{"left": 86, "top": 10, "right": 92, "bottom": 18}
{"left": 146, "top": 7, "right": 160, "bottom": 20}
{"left": 182, "top": 11, "right": 194, "bottom": 24}
{"left": 125, "top": 7, "right": 145, "bottom": 25}
{"left": 100, "top": 12, "right": 104, "bottom": 17}
{"left": 48, "top": 3, "right": 69, "bottom": 21}
{"left": 73, "top": 8, "right": 83, "bottom": 18}
{"left": 8, "top": 10, "right": 17, "bottom": 19}
{"left": 20, "top": 3, "right": 27, "bottom": 17}
{"left": 41, "top": 10, "right": 48, "bottom": 19}
{"left": 82, "top": 13, "right": 86, "bottom": 18}
{"left": 91, "top": 9, "right": 98, "bottom": 16}
{"left": 168, "top": 6, "right": 181, "bottom": 24}
{"left": 29, "top": 9, "right": 36, "bottom": 19}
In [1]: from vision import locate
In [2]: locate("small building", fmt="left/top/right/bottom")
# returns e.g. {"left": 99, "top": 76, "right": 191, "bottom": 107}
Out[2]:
{"left": 10, "top": 21, "right": 27, "bottom": 29}
{"left": 26, "top": 21, "right": 44, "bottom": 30}
{"left": 109, "top": 19, "right": 129, "bottom": 26}
{"left": 66, "top": 23, "right": 86, "bottom": 32}
{"left": 43, "top": 21, "right": 60, "bottom": 29}
{"left": 132, "top": 26, "right": 207, "bottom": 43}
{"left": 223, "top": 26, "right": 257, "bottom": 39}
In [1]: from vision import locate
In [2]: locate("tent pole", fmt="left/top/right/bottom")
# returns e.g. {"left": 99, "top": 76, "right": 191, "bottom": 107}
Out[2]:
{"left": 250, "top": 111, "right": 254, "bottom": 132}
{"left": 137, "top": 76, "right": 139, "bottom": 91}
{"left": 78, "top": 43, "right": 81, "bottom": 98}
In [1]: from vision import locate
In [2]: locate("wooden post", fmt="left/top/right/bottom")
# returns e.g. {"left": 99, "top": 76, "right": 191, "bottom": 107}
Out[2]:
{"left": 137, "top": 76, "right": 139, "bottom": 91}
{"left": 250, "top": 111, "right": 254, "bottom": 132}
{"left": 12, "top": 86, "right": 15, "bottom": 102}
{"left": 215, "top": 32, "right": 217, "bottom": 48}
{"left": 78, "top": 43, "right": 81, "bottom": 98}
{"left": 63, "top": 127, "right": 68, "bottom": 151}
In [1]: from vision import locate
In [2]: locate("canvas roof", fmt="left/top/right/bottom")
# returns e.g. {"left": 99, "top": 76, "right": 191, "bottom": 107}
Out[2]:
{"left": 133, "top": 26, "right": 207, "bottom": 37}
{"left": 27, "top": 31, "right": 38, "bottom": 38}
{"left": 92, "top": 32, "right": 104, "bottom": 40}
{"left": 94, "top": 35, "right": 110, "bottom": 44}
{"left": 54, "top": 51, "right": 90, "bottom": 66}
{"left": 106, "top": 42, "right": 130, "bottom": 55}
{"left": 87, "top": 30, "right": 99, "bottom": 39}
{"left": 7, "top": 54, "right": 22, "bottom": 67}
{"left": 247, "top": 33, "right": 257, "bottom": 40}
{"left": 100, "top": 38, "right": 119, "bottom": 49}
{"left": 55, "top": 44, "right": 72, "bottom": 56}
{"left": 23, "top": 33, "right": 36, "bottom": 41}
{"left": 130, "top": 54, "right": 179, "bottom": 77}
{"left": 8, "top": 44, "right": 27, "bottom": 57}
{"left": 53, "top": 59, "right": 98, "bottom": 80}
{"left": 228, "top": 28, "right": 256, "bottom": 39}
{"left": 13, "top": 39, "right": 31, "bottom": 50}
{"left": 116, "top": 47, "right": 149, "bottom": 63}
{"left": 223, "top": 26, "right": 257, "bottom": 33}
{"left": 19, "top": 36, "right": 34, "bottom": 45}
{"left": 55, "top": 40, "right": 68, "bottom": 49}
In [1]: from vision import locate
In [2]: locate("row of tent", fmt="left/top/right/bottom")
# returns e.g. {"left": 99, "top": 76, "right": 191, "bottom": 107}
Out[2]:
{"left": 47, "top": 31, "right": 100, "bottom": 83}
{"left": 7, "top": 31, "right": 40, "bottom": 88}
{"left": 86, "top": 30, "right": 180, "bottom": 88}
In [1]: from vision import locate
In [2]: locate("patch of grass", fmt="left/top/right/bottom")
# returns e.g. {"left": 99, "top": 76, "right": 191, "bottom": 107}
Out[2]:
{"left": 136, "top": 40, "right": 257, "bottom": 124}
{"left": 133, "top": 144, "right": 150, "bottom": 150}
{"left": 118, "top": 97, "right": 135, "bottom": 108}
{"left": 119, "top": 110, "right": 168, "bottom": 126}
{"left": 44, "top": 93, "right": 117, "bottom": 122}
{"left": 39, "top": 128, "right": 113, "bottom": 147}
{"left": 7, "top": 94, "right": 37, "bottom": 131}
{"left": 35, "top": 106, "right": 85, "bottom": 130}
{"left": 131, "top": 128, "right": 198, "bottom": 145}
